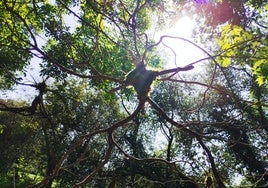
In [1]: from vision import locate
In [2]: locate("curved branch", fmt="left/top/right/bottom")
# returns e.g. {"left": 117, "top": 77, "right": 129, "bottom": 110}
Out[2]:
{"left": 196, "top": 137, "right": 226, "bottom": 188}
{"left": 31, "top": 100, "right": 144, "bottom": 187}
{"left": 147, "top": 97, "right": 226, "bottom": 188}
{"left": 149, "top": 35, "right": 218, "bottom": 65}
{"left": 34, "top": 48, "right": 125, "bottom": 84}
{"left": 58, "top": 0, "right": 119, "bottom": 46}
{"left": 161, "top": 79, "right": 229, "bottom": 95}
{"left": 74, "top": 141, "right": 113, "bottom": 187}
{"left": 111, "top": 131, "right": 199, "bottom": 187}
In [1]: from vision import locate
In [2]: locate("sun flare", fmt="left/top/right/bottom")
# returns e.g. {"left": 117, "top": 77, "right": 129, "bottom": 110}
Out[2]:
{"left": 155, "top": 16, "right": 205, "bottom": 69}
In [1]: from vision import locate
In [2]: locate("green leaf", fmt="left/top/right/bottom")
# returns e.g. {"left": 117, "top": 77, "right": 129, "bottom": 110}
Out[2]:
{"left": 222, "top": 57, "right": 232, "bottom": 67}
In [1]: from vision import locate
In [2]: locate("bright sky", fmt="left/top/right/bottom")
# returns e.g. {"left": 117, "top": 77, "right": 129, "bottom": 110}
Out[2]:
{"left": 155, "top": 16, "right": 206, "bottom": 69}
{"left": 152, "top": 15, "right": 207, "bottom": 149}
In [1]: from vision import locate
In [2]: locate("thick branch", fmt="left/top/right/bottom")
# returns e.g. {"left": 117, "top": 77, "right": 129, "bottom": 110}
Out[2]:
{"left": 31, "top": 100, "right": 144, "bottom": 187}
{"left": 158, "top": 65, "right": 194, "bottom": 76}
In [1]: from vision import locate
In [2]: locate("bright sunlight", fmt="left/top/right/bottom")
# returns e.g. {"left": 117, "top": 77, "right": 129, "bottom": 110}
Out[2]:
{"left": 155, "top": 16, "right": 205, "bottom": 68}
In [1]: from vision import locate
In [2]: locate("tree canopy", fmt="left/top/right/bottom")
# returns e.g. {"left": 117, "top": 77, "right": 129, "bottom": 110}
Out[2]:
{"left": 0, "top": 0, "right": 267, "bottom": 187}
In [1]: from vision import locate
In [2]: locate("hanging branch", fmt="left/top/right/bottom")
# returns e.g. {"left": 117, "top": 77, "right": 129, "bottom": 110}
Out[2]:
{"left": 111, "top": 121, "right": 199, "bottom": 187}
{"left": 31, "top": 100, "right": 144, "bottom": 187}
{"left": 147, "top": 97, "right": 226, "bottom": 188}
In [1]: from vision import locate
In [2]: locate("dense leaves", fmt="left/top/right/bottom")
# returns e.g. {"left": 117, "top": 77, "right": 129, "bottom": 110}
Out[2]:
{"left": 0, "top": 0, "right": 267, "bottom": 187}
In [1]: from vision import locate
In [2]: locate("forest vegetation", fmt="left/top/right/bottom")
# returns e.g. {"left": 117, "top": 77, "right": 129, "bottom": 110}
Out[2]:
{"left": 0, "top": 0, "right": 267, "bottom": 187}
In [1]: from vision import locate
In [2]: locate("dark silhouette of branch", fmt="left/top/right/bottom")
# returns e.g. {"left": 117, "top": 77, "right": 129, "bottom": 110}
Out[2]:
{"left": 196, "top": 137, "right": 226, "bottom": 188}
{"left": 158, "top": 64, "right": 194, "bottom": 76}
{"left": 31, "top": 101, "right": 144, "bottom": 187}
{"left": 74, "top": 143, "right": 113, "bottom": 187}
{"left": 149, "top": 35, "right": 218, "bottom": 64}
{"left": 147, "top": 97, "right": 226, "bottom": 188}
{"left": 0, "top": 81, "right": 47, "bottom": 115}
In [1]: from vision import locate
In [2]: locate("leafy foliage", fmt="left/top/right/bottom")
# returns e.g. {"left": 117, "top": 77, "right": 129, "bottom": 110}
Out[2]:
{"left": 0, "top": 0, "right": 267, "bottom": 187}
